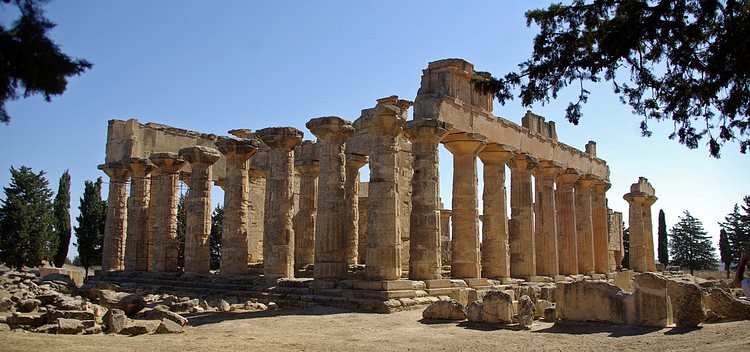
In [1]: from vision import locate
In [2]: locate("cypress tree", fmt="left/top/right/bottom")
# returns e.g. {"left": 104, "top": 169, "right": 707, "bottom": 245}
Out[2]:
{"left": 210, "top": 203, "right": 223, "bottom": 270}
{"left": 74, "top": 177, "right": 106, "bottom": 277}
{"left": 719, "top": 229, "right": 732, "bottom": 279}
{"left": 52, "top": 170, "right": 71, "bottom": 268}
{"left": 658, "top": 209, "right": 669, "bottom": 266}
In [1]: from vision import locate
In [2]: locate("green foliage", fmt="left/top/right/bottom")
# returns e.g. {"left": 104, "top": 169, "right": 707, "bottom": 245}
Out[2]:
{"left": 176, "top": 192, "right": 186, "bottom": 268}
{"left": 658, "top": 209, "right": 669, "bottom": 265}
{"left": 621, "top": 227, "right": 630, "bottom": 269}
{"left": 473, "top": 0, "right": 750, "bottom": 157}
{"left": 719, "top": 229, "right": 732, "bottom": 278}
{"left": 73, "top": 177, "right": 106, "bottom": 277}
{"left": 0, "top": 0, "right": 92, "bottom": 123}
{"left": 0, "top": 166, "right": 55, "bottom": 270}
{"left": 52, "top": 169, "right": 70, "bottom": 268}
{"left": 719, "top": 196, "right": 750, "bottom": 269}
{"left": 669, "top": 210, "right": 718, "bottom": 275}
{"left": 210, "top": 203, "right": 223, "bottom": 270}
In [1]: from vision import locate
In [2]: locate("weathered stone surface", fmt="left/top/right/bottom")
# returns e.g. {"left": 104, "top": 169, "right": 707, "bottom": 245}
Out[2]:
{"left": 218, "top": 299, "right": 231, "bottom": 312}
{"left": 103, "top": 308, "right": 128, "bottom": 334}
{"left": 632, "top": 272, "right": 672, "bottom": 327}
{"left": 7, "top": 313, "right": 46, "bottom": 327}
{"left": 117, "top": 294, "right": 146, "bottom": 316}
{"left": 155, "top": 318, "right": 184, "bottom": 334}
{"left": 517, "top": 295, "right": 535, "bottom": 329}
{"left": 46, "top": 309, "right": 95, "bottom": 322}
{"left": 138, "top": 308, "right": 188, "bottom": 326}
{"left": 0, "top": 297, "right": 14, "bottom": 312}
{"left": 0, "top": 323, "right": 10, "bottom": 331}
{"left": 16, "top": 298, "right": 41, "bottom": 312}
{"left": 556, "top": 281, "right": 628, "bottom": 324}
{"left": 120, "top": 320, "right": 159, "bottom": 336}
{"left": 705, "top": 288, "right": 750, "bottom": 321}
{"left": 479, "top": 290, "right": 514, "bottom": 324}
{"left": 466, "top": 300, "right": 483, "bottom": 322}
{"left": 667, "top": 279, "right": 706, "bottom": 327}
{"left": 57, "top": 318, "right": 84, "bottom": 334}
{"left": 422, "top": 299, "right": 467, "bottom": 321}
{"left": 535, "top": 299, "right": 553, "bottom": 319}
{"left": 544, "top": 306, "right": 556, "bottom": 322}
{"left": 623, "top": 177, "right": 657, "bottom": 272}
{"left": 98, "top": 162, "right": 130, "bottom": 271}
{"left": 508, "top": 154, "right": 539, "bottom": 278}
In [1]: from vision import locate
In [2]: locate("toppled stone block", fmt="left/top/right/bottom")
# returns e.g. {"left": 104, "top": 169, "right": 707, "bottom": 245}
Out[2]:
{"left": 155, "top": 318, "right": 184, "bottom": 334}
{"left": 632, "top": 272, "right": 672, "bottom": 327}
{"left": 117, "top": 294, "right": 146, "bottom": 316}
{"left": 57, "top": 318, "right": 84, "bottom": 334}
{"left": 120, "top": 320, "right": 158, "bottom": 336}
{"left": 556, "top": 281, "right": 628, "bottom": 324}
{"left": 535, "top": 299, "right": 553, "bottom": 319}
{"left": 103, "top": 308, "right": 127, "bottom": 334}
{"left": 705, "top": 288, "right": 750, "bottom": 321}
{"left": 517, "top": 295, "right": 535, "bottom": 329}
{"left": 46, "top": 309, "right": 95, "bottom": 322}
{"left": 138, "top": 308, "right": 188, "bottom": 326}
{"left": 0, "top": 297, "right": 14, "bottom": 312}
{"left": 7, "top": 313, "right": 46, "bottom": 327}
{"left": 543, "top": 306, "right": 556, "bottom": 322}
{"left": 33, "top": 323, "right": 58, "bottom": 334}
{"left": 666, "top": 280, "right": 706, "bottom": 327}
{"left": 473, "top": 290, "right": 513, "bottom": 324}
{"left": 16, "top": 298, "right": 41, "bottom": 312}
{"left": 422, "top": 299, "right": 467, "bottom": 320}
{"left": 218, "top": 299, "right": 231, "bottom": 312}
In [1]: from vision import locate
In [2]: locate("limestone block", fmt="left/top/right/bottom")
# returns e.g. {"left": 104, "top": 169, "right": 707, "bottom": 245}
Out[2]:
{"left": 16, "top": 298, "right": 41, "bottom": 312}
{"left": 479, "top": 290, "right": 514, "bottom": 323}
{"left": 155, "top": 318, "right": 184, "bottom": 334}
{"left": 0, "top": 297, "right": 13, "bottom": 312}
{"left": 120, "top": 320, "right": 159, "bottom": 335}
{"left": 103, "top": 308, "right": 127, "bottom": 334}
{"left": 422, "top": 299, "right": 467, "bottom": 321}
{"left": 138, "top": 308, "right": 188, "bottom": 326}
{"left": 466, "top": 300, "right": 483, "bottom": 322}
{"left": 517, "top": 295, "right": 535, "bottom": 329}
{"left": 543, "top": 306, "right": 557, "bottom": 322}
{"left": 613, "top": 270, "right": 634, "bottom": 292}
{"left": 535, "top": 299, "right": 553, "bottom": 319}
{"left": 57, "top": 318, "right": 84, "bottom": 334}
{"left": 666, "top": 279, "right": 706, "bottom": 327}
{"left": 705, "top": 288, "right": 750, "bottom": 321}
{"left": 630, "top": 272, "right": 672, "bottom": 327}
{"left": 555, "top": 281, "right": 628, "bottom": 324}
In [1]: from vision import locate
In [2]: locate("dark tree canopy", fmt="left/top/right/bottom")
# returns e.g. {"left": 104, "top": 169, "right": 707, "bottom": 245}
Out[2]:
{"left": 473, "top": 0, "right": 750, "bottom": 157}
{"left": 210, "top": 204, "right": 222, "bottom": 270}
{"left": 621, "top": 227, "right": 630, "bottom": 268}
{"left": 177, "top": 192, "right": 186, "bottom": 268}
{"left": 74, "top": 177, "right": 106, "bottom": 276}
{"left": 658, "top": 209, "right": 669, "bottom": 265}
{"left": 719, "top": 196, "right": 750, "bottom": 268}
{"left": 669, "top": 210, "right": 718, "bottom": 274}
{"left": 719, "top": 228, "right": 732, "bottom": 278}
{"left": 52, "top": 169, "right": 70, "bottom": 268}
{"left": 0, "top": 0, "right": 92, "bottom": 123}
{"left": 0, "top": 166, "right": 55, "bottom": 269}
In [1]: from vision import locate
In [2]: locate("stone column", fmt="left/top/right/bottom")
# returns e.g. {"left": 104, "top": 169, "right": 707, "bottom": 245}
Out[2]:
{"left": 307, "top": 116, "right": 355, "bottom": 280}
{"left": 644, "top": 196, "right": 658, "bottom": 272}
{"left": 179, "top": 146, "right": 221, "bottom": 274}
{"left": 534, "top": 160, "right": 562, "bottom": 277}
{"left": 247, "top": 167, "right": 266, "bottom": 263}
{"left": 147, "top": 172, "right": 158, "bottom": 270}
{"left": 363, "top": 96, "right": 411, "bottom": 280}
{"left": 575, "top": 176, "right": 595, "bottom": 275}
{"left": 257, "top": 127, "right": 304, "bottom": 279}
{"left": 592, "top": 179, "right": 611, "bottom": 274}
{"left": 149, "top": 152, "right": 186, "bottom": 272}
{"left": 624, "top": 193, "right": 647, "bottom": 271}
{"left": 439, "top": 209, "right": 452, "bottom": 267}
{"left": 442, "top": 131, "right": 487, "bottom": 279}
{"left": 507, "top": 154, "right": 539, "bottom": 279}
{"left": 293, "top": 140, "right": 319, "bottom": 270}
{"left": 404, "top": 118, "right": 452, "bottom": 280}
{"left": 477, "top": 143, "right": 516, "bottom": 280}
{"left": 216, "top": 137, "right": 259, "bottom": 276}
{"left": 124, "top": 157, "right": 156, "bottom": 271}
{"left": 98, "top": 162, "right": 130, "bottom": 271}
{"left": 344, "top": 153, "right": 368, "bottom": 265}
{"left": 556, "top": 169, "right": 580, "bottom": 275}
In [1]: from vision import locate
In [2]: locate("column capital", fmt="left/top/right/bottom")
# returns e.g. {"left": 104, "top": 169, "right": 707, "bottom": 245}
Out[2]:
{"left": 126, "top": 157, "right": 157, "bottom": 177}
{"left": 536, "top": 160, "right": 563, "bottom": 178}
{"left": 98, "top": 161, "right": 130, "bottom": 180}
{"left": 478, "top": 143, "right": 517, "bottom": 164}
{"left": 592, "top": 179, "right": 612, "bottom": 193}
{"left": 644, "top": 195, "right": 658, "bottom": 206}
{"left": 363, "top": 96, "right": 410, "bottom": 136}
{"left": 403, "top": 118, "right": 453, "bottom": 142}
{"left": 507, "top": 153, "right": 539, "bottom": 171}
{"left": 442, "top": 132, "right": 487, "bottom": 155}
{"left": 256, "top": 127, "right": 304, "bottom": 150}
{"left": 556, "top": 168, "right": 581, "bottom": 185}
{"left": 623, "top": 192, "right": 649, "bottom": 204}
{"left": 306, "top": 116, "right": 355, "bottom": 141}
{"left": 149, "top": 152, "right": 186, "bottom": 173}
{"left": 296, "top": 163, "right": 320, "bottom": 176}
{"left": 178, "top": 146, "right": 221, "bottom": 167}
{"left": 575, "top": 174, "right": 597, "bottom": 189}
{"left": 345, "top": 153, "right": 368, "bottom": 169}
{"left": 216, "top": 136, "right": 260, "bottom": 160}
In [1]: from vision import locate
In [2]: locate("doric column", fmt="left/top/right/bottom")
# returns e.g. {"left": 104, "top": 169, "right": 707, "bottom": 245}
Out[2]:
{"left": 507, "top": 153, "right": 539, "bottom": 279}
{"left": 534, "top": 160, "right": 562, "bottom": 277}
{"left": 403, "top": 118, "right": 452, "bottom": 280}
{"left": 363, "top": 96, "right": 411, "bottom": 280}
{"left": 257, "top": 127, "right": 304, "bottom": 279}
{"left": 644, "top": 195, "right": 658, "bottom": 271}
{"left": 247, "top": 167, "right": 266, "bottom": 263}
{"left": 98, "top": 162, "right": 130, "bottom": 271}
{"left": 439, "top": 209, "right": 452, "bottom": 266}
{"left": 216, "top": 137, "right": 259, "bottom": 276}
{"left": 179, "top": 146, "right": 221, "bottom": 274}
{"left": 624, "top": 193, "right": 646, "bottom": 271}
{"left": 575, "top": 176, "right": 595, "bottom": 275}
{"left": 293, "top": 140, "right": 319, "bottom": 270}
{"left": 442, "top": 131, "right": 487, "bottom": 279}
{"left": 147, "top": 171, "right": 158, "bottom": 270}
{"left": 149, "top": 152, "right": 185, "bottom": 272}
{"left": 592, "top": 179, "right": 611, "bottom": 274}
{"left": 477, "top": 143, "right": 516, "bottom": 280}
{"left": 306, "top": 116, "right": 355, "bottom": 280}
{"left": 344, "top": 153, "right": 368, "bottom": 265}
{"left": 124, "top": 157, "right": 156, "bottom": 271}
{"left": 556, "top": 168, "right": 580, "bottom": 275}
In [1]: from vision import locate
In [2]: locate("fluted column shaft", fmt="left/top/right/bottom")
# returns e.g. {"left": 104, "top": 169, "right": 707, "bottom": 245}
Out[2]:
{"left": 556, "top": 169, "right": 580, "bottom": 275}
{"left": 307, "top": 117, "right": 354, "bottom": 280}
{"left": 439, "top": 209, "right": 452, "bottom": 267}
{"left": 217, "top": 137, "right": 259, "bottom": 276}
{"left": 508, "top": 154, "right": 539, "bottom": 278}
{"left": 644, "top": 196, "right": 658, "bottom": 271}
{"left": 258, "top": 127, "right": 304, "bottom": 279}
{"left": 575, "top": 177, "right": 595, "bottom": 274}
{"left": 477, "top": 143, "right": 515, "bottom": 279}
{"left": 624, "top": 194, "right": 646, "bottom": 271}
{"left": 592, "top": 180, "right": 611, "bottom": 273}
{"left": 149, "top": 152, "right": 185, "bottom": 272}
{"left": 344, "top": 153, "right": 367, "bottom": 265}
{"left": 404, "top": 119, "right": 451, "bottom": 280}
{"left": 534, "top": 160, "right": 562, "bottom": 277}
{"left": 124, "top": 158, "right": 156, "bottom": 271}
{"left": 247, "top": 168, "right": 266, "bottom": 263}
{"left": 294, "top": 163, "right": 319, "bottom": 269}
{"left": 99, "top": 162, "right": 130, "bottom": 271}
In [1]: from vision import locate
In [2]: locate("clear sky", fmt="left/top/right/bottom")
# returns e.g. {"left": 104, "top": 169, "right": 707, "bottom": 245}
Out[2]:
{"left": 1, "top": 1, "right": 748, "bottom": 262}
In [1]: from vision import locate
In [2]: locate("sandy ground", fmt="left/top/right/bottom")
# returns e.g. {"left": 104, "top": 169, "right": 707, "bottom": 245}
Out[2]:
{"left": 2, "top": 306, "right": 749, "bottom": 352}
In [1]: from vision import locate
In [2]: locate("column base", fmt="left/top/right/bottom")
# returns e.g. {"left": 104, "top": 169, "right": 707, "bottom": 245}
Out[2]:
{"left": 450, "top": 262, "right": 481, "bottom": 279}
{"left": 314, "top": 262, "right": 348, "bottom": 280}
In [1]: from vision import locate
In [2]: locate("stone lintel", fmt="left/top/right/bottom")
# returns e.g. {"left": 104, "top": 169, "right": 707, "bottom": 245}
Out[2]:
{"left": 256, "top": 127, "right": 304, "bottom": 149}
{"left": 352, "top": 279, "right": 414, "bottom": 291}
{"left": 178, "top": 146, "right": 221, "bottom": 166}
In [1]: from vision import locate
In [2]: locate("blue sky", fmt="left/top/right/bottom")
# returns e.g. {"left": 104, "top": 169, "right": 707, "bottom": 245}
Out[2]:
{"left": 1, "top": 1, "right": 748, "bottom": 262}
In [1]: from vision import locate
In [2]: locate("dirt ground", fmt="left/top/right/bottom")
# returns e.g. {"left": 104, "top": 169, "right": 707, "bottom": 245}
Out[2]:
{"left": 2, "top": 306, "right": 749, "bottom": 352}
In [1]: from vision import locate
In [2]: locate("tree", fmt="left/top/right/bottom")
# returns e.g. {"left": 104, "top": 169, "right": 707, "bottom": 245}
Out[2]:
{"left": 719, "top": 229, "right": 732, "bottom": 279}
{"left": 669, "top": 210, "right": 718, "bottom": 275}
{"left": 0, "top": 0, "right": 92, "bottom": 123}
{"left": 0, "top": 166, "right": 55, "bottom": 269}
{"left": 621, "top": 227, "right": 630, "bottom": 269}
{"left": 176, "top": 192, "right": 186, "bottom": 268}
{"left": 73, "top": 177, "right": 106, "bottom": 277}
{"left": 473, "top": 0, "right": 750, "bottom": 157}
{"left": 657, "top": 209, "right": 669, "bottom": 265}
{"left": 210, "top": 203, "right": 223, "bottom": 270}
{"left": 719, "top": 196, "right": 750, "bottom": 268}
{"left": 52, "top": 169, "right": 70, "bottom": 268}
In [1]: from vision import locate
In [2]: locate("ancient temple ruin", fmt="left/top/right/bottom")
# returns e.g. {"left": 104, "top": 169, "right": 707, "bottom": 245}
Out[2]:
{"left": 96, "top": 59, "right": 659, "bottom": 312}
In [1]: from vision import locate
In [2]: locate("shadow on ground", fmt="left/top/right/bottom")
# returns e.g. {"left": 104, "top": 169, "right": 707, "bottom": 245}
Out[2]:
{"left": 184, "top": 306, "right": 369, "bottom": 327}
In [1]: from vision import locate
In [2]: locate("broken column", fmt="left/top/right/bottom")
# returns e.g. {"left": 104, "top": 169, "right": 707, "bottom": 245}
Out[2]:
{"left": 306, "top": 116, "right": 355, "bottom": 280}
{"left": 257, "top": 127, "right": 304, "bottom": 279}
{"left": 592, "top": 179, "right": 611, "bottom": 273}
{"left": 508, "top": 153, "right": 539, "bottom": 279}
{"left": 293, "top": 140, "right": 319, "bottom": 270}
{"left": 575, "top": 176, "right": 596, "bottom": 275}
{"left": 124, "top": 157, "right": 156, "bottom": 271}
{"left": 477, "top": 143, "right": 516, "bottom": 280}
{"left": 149, "top": 152, "right": 186, "bottom": 272}
{"left": 624, "top": 177, "right": 657, "bottom": 272}
{"left": 98, "top": 162, "right": 130, "bottom": 271}
{"left": 403, "top": 118, "right": 452, "bottom": 280}
{"left": 556, "top": 169, "right": 580, "bottom": 275}
{"left": 363, "top": 96, "right": 411, "bottom": 280}
{"left": 535, "top": 160, "right": 562, "bottom": 277}
{"left": 443, "top": 131, "right": 487, "bottom": 279}
{"left": 344, "top": 153, "right": 368, "bottom": 265}
{"left": 216, "top": 136, "right": 259, "bottom": 276}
